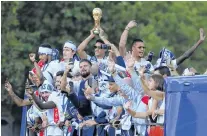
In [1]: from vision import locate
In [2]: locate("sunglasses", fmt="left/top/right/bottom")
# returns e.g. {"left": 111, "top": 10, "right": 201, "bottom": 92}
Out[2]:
{"left": 94, "top": 45, "right": 101, "bottom": 49}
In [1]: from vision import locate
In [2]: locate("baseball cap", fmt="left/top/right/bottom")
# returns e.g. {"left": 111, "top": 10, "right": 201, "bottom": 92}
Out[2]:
{"left": 104, "top": 76, "right": 115, "bottom": 82}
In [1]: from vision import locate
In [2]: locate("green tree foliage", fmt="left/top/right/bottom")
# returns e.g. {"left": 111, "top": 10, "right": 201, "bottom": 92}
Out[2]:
{"left": 1, "top": 1, "right": 207, "bottom": 105}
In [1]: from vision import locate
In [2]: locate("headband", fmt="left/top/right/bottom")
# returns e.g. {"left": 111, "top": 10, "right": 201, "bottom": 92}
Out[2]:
{"left": 38, "top": 47, "right": 52, "bottom": 55}
{"left": 64, "top": 42, "right": 77, "bottom": 51}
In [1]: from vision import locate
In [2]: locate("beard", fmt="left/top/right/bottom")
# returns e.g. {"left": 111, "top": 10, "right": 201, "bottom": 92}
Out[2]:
{"left": 81, "top": 71, "right": 90, "bottom": 78}
{"left": 42, "top": 96, "right": 48, "bottom": 102}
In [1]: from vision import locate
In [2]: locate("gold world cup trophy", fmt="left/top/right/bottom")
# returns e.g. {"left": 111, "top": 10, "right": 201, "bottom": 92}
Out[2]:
{"left": 92, "top": 8, "right": 102, "bottom": 35}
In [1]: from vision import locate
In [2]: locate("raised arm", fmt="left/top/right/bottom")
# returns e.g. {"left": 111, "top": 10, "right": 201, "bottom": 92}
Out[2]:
{"left": 176, "top": 28, "right": 206, "bottom": 65}
{"left": 108, "top": 59, "right": 141, "bottom": 101}
{"left": 119, "top": 20, "right": 137, "bottom": 57}
{"left": 98, "top": 27, "right": 121, "bottom": 61}
{"left": 139, "top": 68, "right": 164, "bottom": 101}
{"left": 125, "top": 51, "right": 143, "bottom": 93}
{"left": 99, "top": 27, "right": 110, "bottom": 44}
{"left": 60, "top": 63, "right": 71, "bottom": 91}
{"left": 5, "top": 80, "right": 32, "bottom": 107}
{"left": 77, "top": 29, "right": 95, "bottom": 59}
{"left": 29, "top": 53, "right": 44, "bottom": 84}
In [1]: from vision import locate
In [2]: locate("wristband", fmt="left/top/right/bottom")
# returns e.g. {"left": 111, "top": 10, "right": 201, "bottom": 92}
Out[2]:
{"left": 125, "top": 27, "right": 130, "bottom": 31}
{"left": 111, "top": 69, "right": 117, "bottom": 75}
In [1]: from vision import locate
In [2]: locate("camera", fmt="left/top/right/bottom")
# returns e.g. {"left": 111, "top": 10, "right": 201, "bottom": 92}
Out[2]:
{"left": 99, "top": 44, "right": 111, "bottom": 50}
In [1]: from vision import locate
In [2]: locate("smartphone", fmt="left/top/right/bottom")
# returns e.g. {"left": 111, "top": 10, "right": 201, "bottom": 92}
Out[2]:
{"left": 88, "top": 78, "right": 93, "bottom": 88}
{"left": 69, "top": 58, "right": 74, "bottom": 64}
{"left": 69, "top": 81, "right": 74, "bottom": 90}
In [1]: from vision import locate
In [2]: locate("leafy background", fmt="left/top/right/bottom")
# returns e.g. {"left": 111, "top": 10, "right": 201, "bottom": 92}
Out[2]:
{"left": 1, "top": 1, "right": 207, "bottom": 135}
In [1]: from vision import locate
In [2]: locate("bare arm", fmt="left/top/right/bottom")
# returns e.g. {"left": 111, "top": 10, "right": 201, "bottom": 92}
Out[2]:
{"left": 124, "top": 101, "right": 149, "bottom": 119}
{"left": 29, "top": 53, "right": 44, "bottom": 83}
{"left": 32, "top": 93, "right": 56, "bottom": 110}
{"left": 150, "top": 99, "right": 158, "bottom": 113}
{"left": 127, "top": 108, "right": 149, "bottom": 119}
{"left": 114, "top": 106, "right": 123, "bottom": 120}
{"left": 77, "top": 29, "right": 95, "bottom": 59}
{"left": 5, "top": 80, "right": 32, "bottom": 107}
{"left": 155, "top": 109, "right": 164, "bottom": 115}
{"left": 176, "top": 28, "right": 206, "bottom": 65}
{"left": 60, "top": 64, "right": 70, "bottom": 91}
{"left": 34, "top": 61, "right": 44, "bottom": 83}
{"left": 99, "top": 27, "right": 111, "bottom": 45}
{"left": 119, "top": 20, "right": 137, "bottom": 57}
{"left": 99, "top": 28, "right": 121, "bottom": 61}
{"left": 9, "top": 91, "right": 32, "bottom": 106}
{"left": 137, "top": 67, "right": 164, "bottom": 100}
{"left": 140, "top": 76, "right": 164, "bottom": 101}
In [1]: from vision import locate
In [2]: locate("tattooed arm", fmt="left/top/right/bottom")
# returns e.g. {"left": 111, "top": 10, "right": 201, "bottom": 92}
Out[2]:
{"left": 5, "top": 81, "right": 32, "bottom": 107}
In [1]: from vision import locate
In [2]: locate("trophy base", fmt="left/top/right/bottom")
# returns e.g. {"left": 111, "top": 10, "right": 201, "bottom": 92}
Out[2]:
{"left": 93, "top": 30, "right": 100, "bottom": 35}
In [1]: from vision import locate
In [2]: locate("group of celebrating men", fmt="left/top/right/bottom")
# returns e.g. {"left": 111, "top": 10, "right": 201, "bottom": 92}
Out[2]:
{"left": 4, "top": 20, "right": 206, "bottom": 136}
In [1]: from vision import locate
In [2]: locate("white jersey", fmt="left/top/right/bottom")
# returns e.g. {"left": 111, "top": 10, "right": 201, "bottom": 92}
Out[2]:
{"left": 48, "top": 91, "right": 68, "bottom": 122}
{"left": 134, "top": 58, "right": 154, "bottom": 73}
{"left": 45, "top": 109, "right": 63, "bottom": 136}
{"left": 42, "top": 60, "right": 60, "bottom": 84}
{"left": 87, "top": 55, "right": 111, "bottom": 94}
{"left": 27, "top": 105, "right": 45, "bottom": 125}
{"left": 87, "top": 55, "right": 109, "bottom": 64}
{"left": 46, "top": 91, "right": 68, "bottom": 136}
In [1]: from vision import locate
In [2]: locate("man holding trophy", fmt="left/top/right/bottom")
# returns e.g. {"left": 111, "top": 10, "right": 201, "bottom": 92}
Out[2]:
{"left": 76, "top": 8, "right": 126, "bottom": 136}
{"left": 77, "top": 7, "right": 112, "bottom": 96}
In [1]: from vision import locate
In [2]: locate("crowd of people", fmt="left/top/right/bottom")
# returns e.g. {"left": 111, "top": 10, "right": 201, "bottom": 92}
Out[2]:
{"left": 4, "top": 20, "right": 206, "bottom": 136}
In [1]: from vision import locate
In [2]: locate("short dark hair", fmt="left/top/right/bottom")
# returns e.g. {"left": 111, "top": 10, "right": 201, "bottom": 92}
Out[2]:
{"left": 79, "top": 59, "right": 92, "bottom": 66}
{"left": 40, "top": 43, "right": 52, "bottom": 49}
{"left": 131, "top": 38, "right": 144, "bottom": 47}
{"left": 56, "top": 70, "right": 72, "bottom": 78}
{"left": 56, "top": 71, "right": 64, "bottom": 77}
{"left": 151, "top": 74, "right": 165, "bottom": 91}
{"left": 154, "top": 66, "right": 171, "bottom": 77}
{"left": 96, "top": 39, "right": 104, "bottom": 44}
